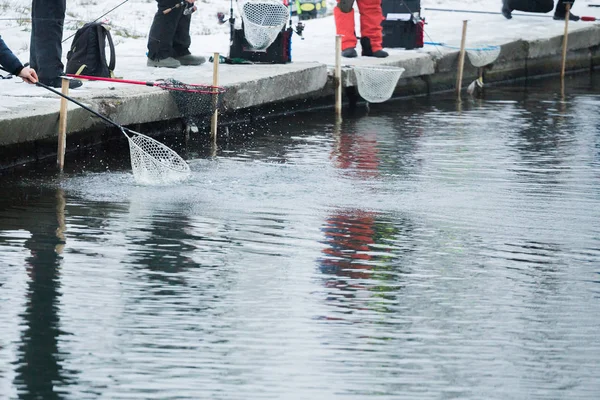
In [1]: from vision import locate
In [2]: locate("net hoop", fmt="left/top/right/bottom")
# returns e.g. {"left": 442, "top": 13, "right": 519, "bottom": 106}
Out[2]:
{"left": 353, "top": 66, "right": 405, "bottom": 103}
{"left": 156, "top": 80, "right": 227, "bottom": 95}
{"left": 124, "top": 128, "right": 191, "bottom": 185}
{"left": 239, "top": 0, "right": 289, "bottom": 50}
{"left": 425, "top": 43, "right": 501, "bottom": 68}
{"left": 466, "top": 45, "right": 501, "bottom": 68}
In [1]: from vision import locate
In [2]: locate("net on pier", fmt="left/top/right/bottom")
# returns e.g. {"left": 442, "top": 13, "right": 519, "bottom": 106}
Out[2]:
{"left": 240, "top": 0, "right": 289, "bottom": 50}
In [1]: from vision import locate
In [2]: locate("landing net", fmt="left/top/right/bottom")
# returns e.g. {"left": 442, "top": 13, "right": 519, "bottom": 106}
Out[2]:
{"left": 353, "top": 66, "right": 405, "bottom": 103}
{"left": 466, "top": 45, "right": 501, "bottom": 68}
{"left": 239, "top": 0, "right": 289, "bottom": 50}
{"left": 426, "top": 42, "right": 501, "bottom": 67}
{"left": 163, "top": 79, "right": 226, "bottom": 118}
{"left": 124, "top": 128, "right": 191, "bottom": 185}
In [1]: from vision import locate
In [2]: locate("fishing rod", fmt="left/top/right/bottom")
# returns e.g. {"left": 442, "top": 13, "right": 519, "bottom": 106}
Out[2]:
{"left": 423, "top": 7, "right": 598, "bottom": 21}
{"left": 0, "top": 17, "right": 85, "bottom": 22}
{"left": 62, "top": 0, "right": 132, "bottom": 43}
{"left": 228, "top": 0, "right": 235, "bottom": 44}
{"left": 163, "top": 1, "right": 197, "bottom": 15}
{"left": 396, "top": 0, "right": 444, "bottom": 57}
{"left": 285, "top": 0, "right": 305, "bottom": 39}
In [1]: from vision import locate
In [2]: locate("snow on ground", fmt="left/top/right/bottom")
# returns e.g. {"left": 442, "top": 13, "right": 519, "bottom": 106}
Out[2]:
{"left": 0, "top": 0, "right": 598, "bottom": 96}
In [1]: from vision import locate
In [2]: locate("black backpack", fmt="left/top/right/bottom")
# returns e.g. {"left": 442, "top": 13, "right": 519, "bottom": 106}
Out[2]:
{"left": 66, "top": 22, "right": 116, "bottom": 77}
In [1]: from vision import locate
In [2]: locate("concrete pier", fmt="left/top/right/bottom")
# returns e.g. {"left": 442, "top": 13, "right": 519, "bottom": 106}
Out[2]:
{"left": 1, "top": 12, "right": 600, "bottom": 168}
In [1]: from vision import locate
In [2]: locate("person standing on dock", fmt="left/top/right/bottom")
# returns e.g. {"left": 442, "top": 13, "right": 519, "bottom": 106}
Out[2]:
{"left": 147, "top": 0, "right": 206, "bottom": 68}
{"left": 334, "top": 0, "right": 389, "bottom": 58}
{"left": 0, "top": 35, "right": 38, "bottom": 84}
{"left": 502, "top": 0, "right": 579, "bottom": 21}
{"left": 30, "top": 0, "right": 83, "bottom": 89}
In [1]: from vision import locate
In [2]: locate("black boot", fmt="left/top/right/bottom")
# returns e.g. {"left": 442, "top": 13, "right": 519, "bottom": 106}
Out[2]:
{"left": 342, "top": 48, "right": 357, "bottom": 58}
{"left": 41, "top": 75, "right": 83, "bottom": 89}
{"left": 360, "top": 37, "right": 373, "bottom": 56}
{"left": 502, "top": 0, "right": 512, "bottom": 19}
{"left": 553, "top": 12, "right": 580, "bottom": 21}
{"left": 371, "top": 50, "right": 389, "bottom": 58}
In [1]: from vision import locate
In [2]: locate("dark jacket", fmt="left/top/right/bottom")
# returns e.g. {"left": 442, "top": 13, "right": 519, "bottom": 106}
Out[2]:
{"left": 0, "top": 35, "right": 24, "bottom": 76}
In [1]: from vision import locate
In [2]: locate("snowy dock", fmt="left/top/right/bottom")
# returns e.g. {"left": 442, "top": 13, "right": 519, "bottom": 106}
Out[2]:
{"left": 2, "top": 5, "right": 600, "bottom": 167}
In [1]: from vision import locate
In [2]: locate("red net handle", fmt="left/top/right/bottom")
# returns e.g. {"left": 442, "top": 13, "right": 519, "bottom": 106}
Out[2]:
{"left": 67, "top": 74, "right": 225, "bottom": 94}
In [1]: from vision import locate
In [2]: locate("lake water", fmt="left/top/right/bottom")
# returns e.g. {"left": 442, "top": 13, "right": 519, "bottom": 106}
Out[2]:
{"left": 1, "top": 75, "right": 600, "bottom": 399}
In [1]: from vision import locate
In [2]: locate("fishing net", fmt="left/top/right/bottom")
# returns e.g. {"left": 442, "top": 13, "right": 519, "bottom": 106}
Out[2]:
{"left": 124, "top": 128, "right": 191, "bottom": 185}
{"left": 353, "top": 66, "right": 405, "bottom": 103}
{"left": 239, "top": 0, "right": 289, "bottom": 50}
{"left": 426, "top": 43, "right": 501, "bottom": 68}
{"left": 164, "top": 79, "right": 226, "bottom": 118}
{"left": 465, "top": 45, "right": 501, "bottom": 67}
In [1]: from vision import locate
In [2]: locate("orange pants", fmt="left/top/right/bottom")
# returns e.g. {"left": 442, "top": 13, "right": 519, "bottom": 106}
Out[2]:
{"left": 334, "top": 0, "right": 384, "bottom": 52}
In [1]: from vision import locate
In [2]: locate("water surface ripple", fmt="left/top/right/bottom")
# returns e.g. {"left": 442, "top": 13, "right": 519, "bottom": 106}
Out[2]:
{"left": 1, "top": 81, "right": 599, "bottom": 399}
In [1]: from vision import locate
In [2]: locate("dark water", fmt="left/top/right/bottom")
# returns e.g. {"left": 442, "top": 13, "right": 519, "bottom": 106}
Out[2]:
{"left": 1, "top": 75, "right": 600, "bottom": 399}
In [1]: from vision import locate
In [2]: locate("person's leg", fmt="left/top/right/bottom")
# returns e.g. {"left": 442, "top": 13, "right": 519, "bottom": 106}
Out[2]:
{"left": 555, "top": 0, "right": 572, "bottom": 15}
{"left": 554, "top": 0, "right": 579, "bottom": 20}
{"left": 30, "top": 0, "right": 66, "bottom": 83}
{"left": 502, "top": 0, "right": 513, "bottom": 19}
{"left": 172, "top": 14, "right": 191, "bottom": 58}
{"left": 147, "top": 0, "right": 182, "bottom": 61}
{"left": 334, "top": 1, "right": 358, "bottom": 55}
{"left": 171, "top": 15, "right": 205, "bottom": 65}
{"left": 358, "top": 0, "right": 387, "bottom": 57}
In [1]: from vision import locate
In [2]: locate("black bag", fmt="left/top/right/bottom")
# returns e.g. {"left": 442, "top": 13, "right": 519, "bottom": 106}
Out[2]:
{"left": 229, "top": 27, "right": 292, "bottom": 64}
{"left": 507, "top": 0, "right": 554, "bottom": 13}
{"left": 66, "top": 22, "right": 116, "bottom": 77}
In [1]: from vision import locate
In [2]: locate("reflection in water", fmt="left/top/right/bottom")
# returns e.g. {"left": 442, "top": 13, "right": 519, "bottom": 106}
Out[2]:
{"left": 2, "top": 188, "right": 70, "bottom": 399}
{"left": 322, "top": 121, "right": 402, "bottom": 319}
{"left": 127, "top": 200, "right": 199, "bottom": 288}
{"left": 1, "top": 76, "right": 600, "bottom": 399}
{"left": 330, "top": 122, "right": 379, "bottom": 179}
{"left": 318, "top": 210, "right": 404, "bottom": 319}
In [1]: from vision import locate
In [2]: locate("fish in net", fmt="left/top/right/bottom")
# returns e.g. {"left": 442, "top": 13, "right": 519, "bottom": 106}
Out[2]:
{"left": 465, "top": 45, "right": 501, "bottom": 96}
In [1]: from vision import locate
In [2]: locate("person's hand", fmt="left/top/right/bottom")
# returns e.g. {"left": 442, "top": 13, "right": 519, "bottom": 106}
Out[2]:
{"left": 186, "top": 0, "right": 195, "bottom": 4}
{"left": 18, "top": 66, "right": 38, "bottom": 84}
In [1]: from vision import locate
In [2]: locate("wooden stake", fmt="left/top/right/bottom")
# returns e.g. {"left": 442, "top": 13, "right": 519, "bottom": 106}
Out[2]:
{"left": 561, "top": 3, "right": 571, "bottom": 81}
{"left": 456, "top": 20, "right": 468, "bottom": 98}
{"left": 55, "top": 188, "right": 66, "bottom": 254}
{"left": 211, "top": 52, "right": 220, "bottom": 147}
{"left": 57, "top": 77, "right": 69, "bottom": 172}
{"left": 335, "top": 35, "right": 342, "bottom": 118}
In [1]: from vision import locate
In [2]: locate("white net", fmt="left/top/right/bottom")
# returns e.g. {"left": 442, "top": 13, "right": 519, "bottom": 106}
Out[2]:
{"left": 124, "top": 128, "right": 191, "bottom": 185}
{"left": 353, "top": 66, "right": 405, "bottom": 103}
{"left": 240, "top": 0, "right": 289, "bottom": 50}
{"left": 466, "top": 45, "right": 501, "bottom": 68}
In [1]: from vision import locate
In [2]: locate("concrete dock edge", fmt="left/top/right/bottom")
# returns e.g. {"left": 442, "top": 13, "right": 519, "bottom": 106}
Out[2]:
{"left": 2, "top": 27, "right": 600, "bottom": 169}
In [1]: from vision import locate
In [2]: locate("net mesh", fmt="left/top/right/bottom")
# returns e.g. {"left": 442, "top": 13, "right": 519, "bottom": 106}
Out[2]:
{"left": 466, "top": 46, "right": 501, "bottom": 67}
{"left": 163, "top": 79, "right": 226, "bottom": 118}
{"left": 240, "top": 0, "right": 289, "bottom": 50}
{"left": 125, "top": 128, "right": 191, "bottom": 185}
{"left": 353, "top": 66, "right": 405, "bottom": 103}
